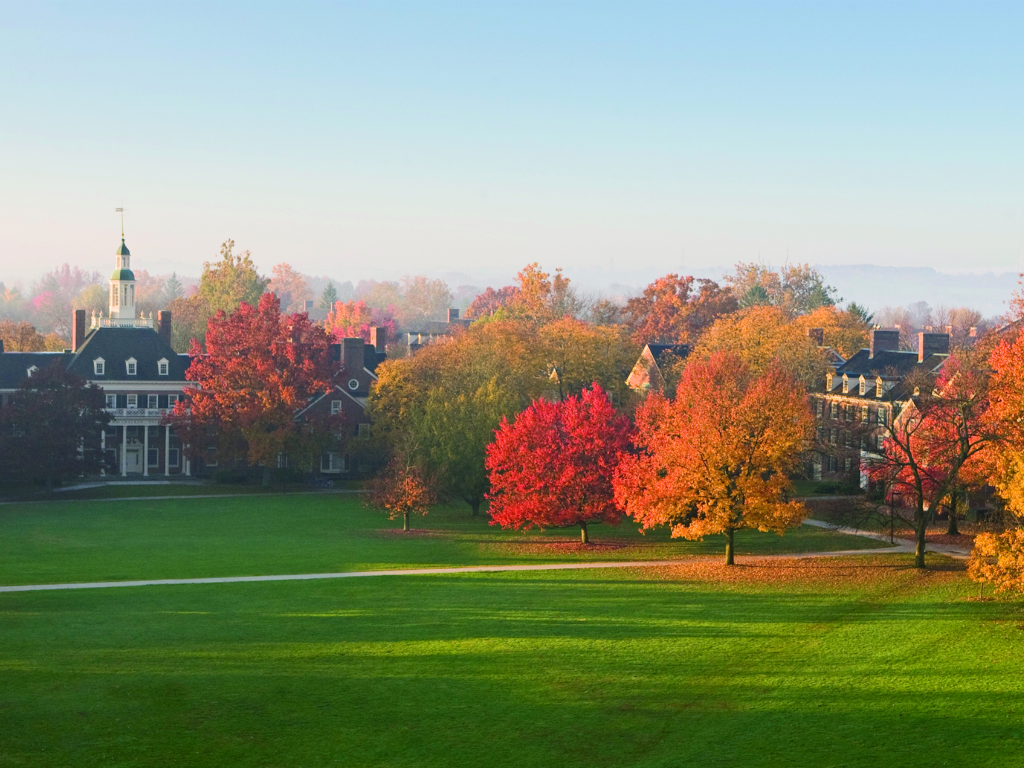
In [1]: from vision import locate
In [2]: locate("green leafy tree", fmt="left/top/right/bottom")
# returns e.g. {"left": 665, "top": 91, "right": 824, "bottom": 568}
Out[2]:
{"left": 197, "top": 239, "right": 269, "bottom": 316}
{"left": 0, "top": 361, "right": 110, "bottom": 490}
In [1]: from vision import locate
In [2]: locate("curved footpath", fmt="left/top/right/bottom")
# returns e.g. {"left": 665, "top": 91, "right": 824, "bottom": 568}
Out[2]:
{"left": 0, "top": 518, "right": 970, "bottom": 593}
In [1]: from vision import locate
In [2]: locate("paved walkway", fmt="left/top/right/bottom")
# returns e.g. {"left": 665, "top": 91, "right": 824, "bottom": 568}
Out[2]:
{"left": 0, "top": 519, "right": 968, "bottom": 594}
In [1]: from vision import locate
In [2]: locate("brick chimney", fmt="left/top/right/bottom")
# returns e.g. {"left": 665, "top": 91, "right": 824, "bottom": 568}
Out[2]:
{"left": 369, "top": 326, "right": 387, "bottom": 354}
{"left": 342, "top": 337, "right": 365, "bottom": 374}
{"left": 157, "top": 311, "right": 172, "bottom": 346}
{"left": 869, "top": 329, "right": 900, "bottom": 358}
{"left": 807, "top": 327, "right": 824, "bottom": 346}
{"left": 72, "top": 309, "right": 87, "bottom": 351}
{"left": 918, "top": 332, "right": 950, "bottom": 362}
{"left": 447, "top": 308, "right": 460, "bottom": 323}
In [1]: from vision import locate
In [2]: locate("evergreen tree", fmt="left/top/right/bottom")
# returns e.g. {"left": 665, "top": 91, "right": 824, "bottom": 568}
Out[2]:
{"left": 164, "top": 272, "right": 184, "bottom": 303}
{"left": 319, "top": 281, "right": 338, "bottom": 310}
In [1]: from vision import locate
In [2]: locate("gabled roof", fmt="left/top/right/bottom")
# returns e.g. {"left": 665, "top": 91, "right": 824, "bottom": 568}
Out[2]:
{"left": 65, "top": 327, "right": 190, "bottom": 381}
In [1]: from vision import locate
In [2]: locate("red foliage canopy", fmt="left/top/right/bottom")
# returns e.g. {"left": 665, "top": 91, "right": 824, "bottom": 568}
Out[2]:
{"left": 485, "top": 384, "right": 632, "bottom": 542}
{"left": 167, "top": 293, "right": 337, "bottom": 468}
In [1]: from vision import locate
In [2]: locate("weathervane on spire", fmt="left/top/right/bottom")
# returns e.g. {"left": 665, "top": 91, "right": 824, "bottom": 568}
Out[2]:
{"left": 115, "top": 207, "right": 126, "bottom": 238}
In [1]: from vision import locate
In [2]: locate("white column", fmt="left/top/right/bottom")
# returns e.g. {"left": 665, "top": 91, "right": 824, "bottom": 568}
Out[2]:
{"left": 120, "top": 426, "right": 127, "bottom": 476}
{"left": 100, "top": 430, "right": 106, "bottom": 476}
{"left": 185, "top": 456, "right": 191, "bottom": 477}
{"left": 164, "top": 427, "right": 170, "bottom": 477}
{"left": 143, "top": 425, "right": 150, "bottom": 476}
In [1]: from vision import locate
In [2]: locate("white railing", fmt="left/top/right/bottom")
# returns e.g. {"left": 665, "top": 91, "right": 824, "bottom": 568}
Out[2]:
{"left": 90, "top": 315, "right": 155, "bottom": 329}
{"left": 106, "top": 408, "right": 169, "bottom": 418}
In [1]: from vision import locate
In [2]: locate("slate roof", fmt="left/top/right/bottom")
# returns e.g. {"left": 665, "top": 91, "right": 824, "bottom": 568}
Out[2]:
{"left": 835, "top": 348, "right": 946, "bottom": 378}
{"left": 0, "top": 352, "right": 71, "bottom": 389}
{"left": 0, "top": 327, "right": 191, "bottom": 389}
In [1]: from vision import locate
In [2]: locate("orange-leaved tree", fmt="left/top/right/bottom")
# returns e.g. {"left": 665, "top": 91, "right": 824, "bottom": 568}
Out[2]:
{"left": 369, "top": 455, "right": 436, "bottom": 532}
{"left": 167, "top": 293, "right": 336, "bottom": 481}
{"left": 968, "top": 530, "right": 1024, "bottom": 598}
{"left": 486, "top": 383, "right": 633, "bottom": 544}
{"left": 621, "top": 274, "right": 737, "bottom": 346}
{"left": 614, "top": 352, "right": 812, "bottom": 564}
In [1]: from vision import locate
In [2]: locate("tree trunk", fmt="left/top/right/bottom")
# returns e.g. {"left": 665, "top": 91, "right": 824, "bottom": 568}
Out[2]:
{"left": 403, "top": 511, "right": 410, "bottom": 532}
{"left": 580, "top": 522, "right": 589, "bottom": 545}
{"left": 469, "top": 498, "right": 481, "bottom": 517}
{"left": 725, "top": 527, "right": 735, "bottom": 566}
{"left": 915, "top": 508, "right": 927, "bottom": 569}
{"left": 946, "top": 490, "right": 959, "bottom": 536}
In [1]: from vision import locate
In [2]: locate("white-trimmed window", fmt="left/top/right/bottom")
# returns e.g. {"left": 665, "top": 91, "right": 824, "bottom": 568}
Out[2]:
{"left": 357, "top": 422, "right": 370, "bottom": 437}
{"left": 168, "top": 448, "right": 180, "bottom": 467}
{"left": 841, "top": 374, "right": 849, "bottom": 394}
{"left": 94, "top": 358, "right": 105, "bottom": 376}
{"left": 158, "top": 358, "right": 169, "bottom": 376}
{"left": 348, "top": 378, "right": 360, "bottom": 391}
{"left": 147, "top": 395, "right": 159, "bottom": 409}
{"left": 321, "top": 452, "right": 346, "bottom": 473}
{"left": 858, "top": 376, "right": 866, "bottom": 396}
{"left": 148, "top": 449, "right": 159, "bottom": 467}
{"left": 861, "top": 405, "right": 869, "bottom": 423}
{"left": 205, "top": 446, "right": 218, "bottom": 467}
{"left": 105, "top": 394, "right": 116, "bottom": 408}
{"left": 875, "top": 377, "right": 884, "bottom": 399}
{"left": 126, "top": 358, "right": 137, "bottom": 376}
{"left": 167, "top": 394, "right": 179, "bottom": 408}
{"left": 127, "top": 394, "right": 138, "bottom": 409}
{"left": 331, "top": 400, "right": 342, "bottom": 415}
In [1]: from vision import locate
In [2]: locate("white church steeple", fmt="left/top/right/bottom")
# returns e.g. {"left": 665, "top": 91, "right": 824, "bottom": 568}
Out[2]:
{"left": 109, "top": 237, "right": 137, "bottom": 320}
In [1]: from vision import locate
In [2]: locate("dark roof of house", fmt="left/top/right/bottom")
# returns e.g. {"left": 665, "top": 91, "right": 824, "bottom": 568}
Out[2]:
{"left": 0, "top": 352, "right": 71, "bottom": 389}
{"left": 646, "top": 343, "right": 690, "bottom": 363}
{"left": 836, "top": 348, "right": 945, "bottom": 378}
{"left": 65, "top": 327, "right": 190, "bottom": 381}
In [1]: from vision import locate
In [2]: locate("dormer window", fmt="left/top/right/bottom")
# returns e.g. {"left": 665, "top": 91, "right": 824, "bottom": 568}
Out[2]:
{"left": 94, "top": 358, "right": 105, "bottom": 376}
{"left": 826, "top": 373, "right": 833, "bottom": 391}
{"left": 841, "top": 374, "right": 849, "bottom": 394}
{"left": 858, "top": 375, "right": 866, "bottom": 396}
{"left": 875, "top": 377, "right": 884, "bottom": 399}
{"left": 158, "top": 358, "right": 169, "bottom": 376}
{"left": 126, "top": 358, "right": 137, "bottom": 376}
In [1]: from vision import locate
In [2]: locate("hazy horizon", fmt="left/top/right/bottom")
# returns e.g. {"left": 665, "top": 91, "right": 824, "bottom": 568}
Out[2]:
{"left": 1, "top": 1, "right": 1022, "bottom": 284}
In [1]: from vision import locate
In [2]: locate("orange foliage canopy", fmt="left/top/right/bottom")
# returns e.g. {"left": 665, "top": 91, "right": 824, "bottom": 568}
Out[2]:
{"left": 968, "top": 530, "right": 1024, "bottom": 597}
{"left": 621, "top": 274, "right": 737, "bottom": 346}
{"left": 614, "top": 352, "right": 812, "bottom": 564}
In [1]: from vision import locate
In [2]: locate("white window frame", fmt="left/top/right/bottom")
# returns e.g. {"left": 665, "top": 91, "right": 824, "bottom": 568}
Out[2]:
{"left": 147, "top": 448, "right": 160, "bottom": 467}
{"left": 321, "top": 451, "right": 346, "bottom": 473}
{"left": 167, "top": 448, "right": 180, "bottom": 468}
{"left": 126, "top": 358, "right": 137, "bottom": 376}
{"left": 331, "top": 400, "right": 342, "bottom": 415}
{"left": 158, "top": 358, "right": 169, "bottom": 376}
{"left": 147, "top": 394, "right": 159, "bottom": 409}
{"left": 94, "top": 358, "right": 105, "bottom": 376}
{"left": 167, "top": 394, "right": 179, "bottom": 408}
{"left": 127, "top": 394, "right": 138, "bottom": 409}
{"left": 858, "top": 376, "right": 866, "bottom": 396}
{"left": 105, "top": 394, "right": 116, "bottom": 408}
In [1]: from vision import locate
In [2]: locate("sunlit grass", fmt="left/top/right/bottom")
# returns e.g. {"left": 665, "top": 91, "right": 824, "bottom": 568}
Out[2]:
{"left": 0, "top": 495, "right": 887, "bottom": 585}
{"left": 1, "top": 560, "right": 1021, "bottom": 767}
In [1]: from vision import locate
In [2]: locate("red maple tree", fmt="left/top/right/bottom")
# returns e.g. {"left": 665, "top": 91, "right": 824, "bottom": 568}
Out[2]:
{"left": 167, "top": 293, "right": 337, "bottom": 480}
{"left": 485, "top": 383, "right": 632, "bottom": 543}
{"left": 621, "top": 274, "right": 737, "bottom": 345}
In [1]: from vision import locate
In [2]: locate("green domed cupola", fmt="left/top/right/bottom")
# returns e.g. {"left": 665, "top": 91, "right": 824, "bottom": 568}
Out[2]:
{"left": 109, "top": 237, "right": 137, "bottom": 319}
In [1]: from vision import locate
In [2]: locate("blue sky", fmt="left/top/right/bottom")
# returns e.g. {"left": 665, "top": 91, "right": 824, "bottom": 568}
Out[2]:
{"left": 0, "top": 1, "right": 1021, "bottom": 286}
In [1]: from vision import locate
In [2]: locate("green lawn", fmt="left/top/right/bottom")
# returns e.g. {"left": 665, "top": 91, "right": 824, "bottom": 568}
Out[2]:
{"left": 0, "top": 494, "right": 886, "bottom": 586}
{"left": 1, "top": 558, "right": 1021, "bottom": 767}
